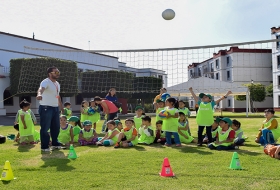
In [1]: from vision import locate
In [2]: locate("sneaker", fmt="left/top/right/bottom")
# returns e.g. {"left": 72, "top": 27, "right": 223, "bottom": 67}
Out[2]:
{"left": 164, "top": 143, "right": 171, "bottom": 147}
{"left": 52, "top": 146, "right": 66, "bottom": 150}
{"left": 175, "top": 144, "right": 182, "bottom": 147}
{"left": 234, "top": 146, "right": 239, "bottom": 150}
{"left": 41, "top": 148, "right": 52, "bottom": 152}
{"left": 114, "top": 143, "right": 120, "bottom": 148}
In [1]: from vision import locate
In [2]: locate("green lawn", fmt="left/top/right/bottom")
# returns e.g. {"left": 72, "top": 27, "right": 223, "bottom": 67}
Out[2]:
{"left": 0, "top": 115, "right": 279, "bottom": 190}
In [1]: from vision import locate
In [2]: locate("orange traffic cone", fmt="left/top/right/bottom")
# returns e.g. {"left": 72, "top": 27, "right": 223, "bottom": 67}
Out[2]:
{"left": 159, "top": 157, "right": 175, "bottom": 177}
{"left": 0, "top": 161, "right": 16, "bottom": 181}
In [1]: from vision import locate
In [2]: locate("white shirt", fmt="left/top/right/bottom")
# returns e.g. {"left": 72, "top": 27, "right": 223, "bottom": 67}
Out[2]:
{"left": 39, "top": 78, "right": 60, "bottom": 107}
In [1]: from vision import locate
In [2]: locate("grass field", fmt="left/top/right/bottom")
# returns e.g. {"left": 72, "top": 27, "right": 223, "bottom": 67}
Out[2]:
{"left": 0, "top": 114, "right": 280, "bottom": 190}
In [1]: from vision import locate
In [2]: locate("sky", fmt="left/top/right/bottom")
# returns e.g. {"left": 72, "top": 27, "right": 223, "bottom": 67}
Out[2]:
{"left": 1, "top": 0, "right": 280, "bottom": 51}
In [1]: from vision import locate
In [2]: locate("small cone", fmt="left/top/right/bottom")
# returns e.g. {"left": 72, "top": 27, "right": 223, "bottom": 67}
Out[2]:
{"left": 159, "top": 157, "right": 175, "bottom": 177}
{"left": 229, "top": 152, "right": 242, "bottom": 170}
{"left": 68, "top": 144, "right": 77, "bottom": 159}
{"left": 0, "top": 161, "right": 16, "bottom": 181}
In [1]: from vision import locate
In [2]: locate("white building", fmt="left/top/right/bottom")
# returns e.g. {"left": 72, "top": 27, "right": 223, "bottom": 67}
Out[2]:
{"left": 271, "top": 27, "right": 280, "bottom": 110}
{"left": 188, "top": 46, "right": 272, "bottom": 112}
{"left": 0, "top": 31, "right": 166, "bottom": 115}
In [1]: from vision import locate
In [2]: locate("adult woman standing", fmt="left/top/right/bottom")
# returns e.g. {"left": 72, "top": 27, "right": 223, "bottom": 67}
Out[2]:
{"left": 105, "top": 88, "right": 118, "bottom": 103}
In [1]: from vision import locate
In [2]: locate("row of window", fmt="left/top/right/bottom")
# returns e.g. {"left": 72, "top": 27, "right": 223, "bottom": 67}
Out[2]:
{"left": 190, "top": 70, "right": 231, "bottom": 81}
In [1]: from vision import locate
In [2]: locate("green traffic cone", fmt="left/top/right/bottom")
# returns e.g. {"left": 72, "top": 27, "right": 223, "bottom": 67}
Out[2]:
{"left": 229, "top": 152, "right": 242, "bottom": 170}
{"left": 68, "top": 144, "right": 77, "bottom": 159}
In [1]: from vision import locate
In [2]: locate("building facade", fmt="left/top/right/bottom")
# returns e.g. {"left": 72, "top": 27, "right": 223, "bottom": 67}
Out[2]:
{"left": 0, "top": 32, "right": 166, "bottom": 115}
{"left": 188, "top": 46, "right": 273, "bottom": 112}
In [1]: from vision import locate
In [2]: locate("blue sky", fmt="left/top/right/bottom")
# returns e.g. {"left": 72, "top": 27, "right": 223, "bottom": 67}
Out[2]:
{"left": 1, "top": 0, "right": 280, "bottom": 50}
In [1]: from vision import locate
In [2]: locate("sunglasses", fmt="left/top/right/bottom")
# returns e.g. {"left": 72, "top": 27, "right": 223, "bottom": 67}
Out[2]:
{"left": 50, "top": 71, "right": 60, "bottom": 74}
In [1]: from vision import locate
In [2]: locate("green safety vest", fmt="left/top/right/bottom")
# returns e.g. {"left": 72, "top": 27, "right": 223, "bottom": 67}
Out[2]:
{"left": 213, "top": 127, "right": 233, "bottom": 147}
{"left": 138, "top": 126, "right": 155, "bottom": 144}
{"left": 72, "top": 125, "right": 81, "bottom": 142}
{"left": 162, "top": 108, "right": 178, "bottom": 132}
{"left": 178, "top": 108, "right": 190, "bottom": 117}
{"left": 134, "top": 116, "right": 143, "bottom": 131}
{"left": 263, "top": 118, "right": 280, "bottom": 140}
{"left": 108, "top": 128, "right": 120, "bottom": 144}
{"left": 156, "top": 107, "right": 165, "bottom": 122}
{"left": 82, "top": 128, "right": 94, "bottom": 139}
{"left": 18, "top": 110, "right": 35, "bottom": 136}
{"left": 80, "top": 107, "right": 89, "bottom": 122}
{"left": 123, "top": 127, "right": 138, "bottom": 145}
{"left": 196, "top": 102, "right": 214, "bottom": 126}
{"left": 58, "top": 124, "right": 71, "bottom": 144}
{"left": 63, "top": 108, "right": 72, "bottom": 119}
{"left": 178, "top": 122, "right": 194, "bottom": 144}
{"left": 212, "top": 126, "right": 220, "bottom": 138}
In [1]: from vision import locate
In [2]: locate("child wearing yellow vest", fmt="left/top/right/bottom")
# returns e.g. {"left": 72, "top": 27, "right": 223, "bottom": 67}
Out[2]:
{"left": 189, "top": 87, "right": 232, "bottom": 146}
{"left": 88, "top": 100, "right": 101, "bottom": 130}
{"left": 58, "top": 115, "right": 74, "bottom": 146}
{"left": 231, "top": 119, "right": 245, "bottom": 146}
{"left": 97, "top": 120, "right": 120, "bottom": 146}
{"left": 208, "top": 117, "right": 236, "bottom": 150}
{"left": 178, "top": 112, "right": 196, "bottom": 144}
{"left": 255, "top": 109, "right": 280, "bottom": 146}
{"left": 155, "top": 99, "right": 165, "bottom": 122}
{"left": 62, "top": 101, "right": 72, "bottom": 120}
{"left": 80, "top": 100, "right": 89, "bottom": 123}
{"left": 134, "top": 106, "right": 144, "bottom": 131}
{"left": 162, "top": 97, "right": 181, "bottom": 147}
{"left": 203, "top": 117, "right": 221, "bottom": 143}
{"left": 138, "top": 116, "right": 155, "bottom": 145}
{"left": 67, "top": 116, "right": 82, "bottom": 143}
{"left": 178, "top": 100, "right": 191, "bottom": 135}
{"left": 114, "top": 118, "right": 138, "bottom": 148}
{"left": 78, "top": 120, "right": 98, "bottom": 146}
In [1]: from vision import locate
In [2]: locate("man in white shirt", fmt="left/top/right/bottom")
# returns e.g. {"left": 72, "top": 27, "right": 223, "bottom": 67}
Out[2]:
{"left": 36, "top": 66, "right": 64, "bottom": 152}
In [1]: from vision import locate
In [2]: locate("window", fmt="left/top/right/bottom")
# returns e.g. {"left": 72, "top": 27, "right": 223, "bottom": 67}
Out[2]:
{"left": 278, "top": 95, "right": 280, "bottom": 107}
{"left": 216, "top": 73, "right": 219, "bottom": 80}
{"left": 210, "top": 63, "right": 214, "bottom": 72}
{"left": 75, "top": 94, "right": 84, "bottom": 105}
{"left": 3, "top": 90, "right": 13, "bottom": 106}
{"left": 211, "top": 73, "right": 214, "bottom": 79}
{"left": 158, "top": 75, "right": 163, "bottom": 80}
{"left": 190, "top": 101, "right": 194, "bottom": 108}
{"left": 277, "top": 35, "right": 280, "bottom": 49}
{"left": 215, "top": 59, "right": 219, "bottom": 69}
{"left": 19, "top": 96, "right": 31, "bottom": 104}
{"left": 227, "top": 71, "right": 231, "bottom": 80}
{"left": 277, "top": 55, "right": 280, "bottom": 69}
{"left": 198, "top": 68, "right": 202, "bottom": 76}
{"left": 226, "top": 57, "right": 230, "bottom": 67}
{"left": 278, "top": 76, "right": 280, "bottom": 86}
{"left": 190, "top": 70, "right": 193, "bottom": 77}
{"left": 228, "top": 99, "right": 231, "bottom": 107}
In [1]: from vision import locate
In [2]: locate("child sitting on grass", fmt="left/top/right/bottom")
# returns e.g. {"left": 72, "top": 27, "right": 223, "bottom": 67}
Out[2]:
{"left": 78, "top": 120, "right": 98, "bottom": 146}
{"left": 97, "top": 120, "right": 120, "bottom": 146}
{"left": 58, "top": 115, "right": 74, "bottom": 146}
{"left": 138, "top": 116, "right": 155, "bottom": 145}
{"left": 67, "top": 116, "right": 82, "bottom": 143}
{"left": 154, "top": 120, "right": 167, "bottom": 144}
{"left": 231, "top": 119, "right": 245, "bottom": 146}
{"left": 114, "top": 118, "right": 138, "bottom": 148}
{"left": 178, "top": 112, "right": 196, "bottom": 144}
{"left": 264, "top": 144, "right": 280, "bottom": 159}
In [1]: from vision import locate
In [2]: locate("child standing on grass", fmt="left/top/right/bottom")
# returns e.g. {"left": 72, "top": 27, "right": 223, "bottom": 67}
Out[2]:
{"left": 178, "top": 112, "right": 196, "bottom": 144}
{"left": 58, "top": 115, "right": 74, "bottom": 146}
{"left": 162, "top": 97, "right": 181, "bottom": 147}
{"left": 231, "top": 119, "right": 245, "bottom": 146}
{"left": 134, "top": 106, "right": 144, "bottom": 131}
{"left": 67, "top": 116, "right": 82, "bottom": 143}
{"left": 189, "top": 87, "right": 232, "bottom": 146}
{"left": 14, "top": 124, "right": 40, "bottom": 143}
{"left": 96, "top": 120, "right": 120, "bottom": 146}
{"left": 18, "top": 100, "right": 36, "bottom": 145}
{"left": 88, "top": 100, "right": 100, "bottom": 130}
{"left": 114, "top": 119, "right": 138, "bottom": 148}
{"left": 62, "top": 101, "right": 72, "bottom": 120}
{"left": 208, "top": 117, "right": 236, "bottom": 150}
{"left": 138, "top": 116, "right": 155, "bottom": 145}
{"left": 155, "top": 99, "right": 165, "bottom": 122}
{"left": 79, "top": 120, "right": 98, "bottom": 146}
{"left": 80, "top": 100, "right": 89, "bottom": 123}
{"left": 178, "top": 100, "right": 191, "bottom": 117}
{"left": 154, "top": 120, "right": 167, "bottom": 144}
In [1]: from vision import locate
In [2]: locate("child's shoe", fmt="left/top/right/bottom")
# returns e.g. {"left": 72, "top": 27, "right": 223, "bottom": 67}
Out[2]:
{"left": 175, "top": 144, "right": 182, "bottom": 147}
{"left": 234, "top": 146, "right": 239, "bottom": 150}
{"left": 114, "top": 143, "right": 120, "bottom": 148}
{"left": 164, "top": 143, "right": 171, "bottom": 147}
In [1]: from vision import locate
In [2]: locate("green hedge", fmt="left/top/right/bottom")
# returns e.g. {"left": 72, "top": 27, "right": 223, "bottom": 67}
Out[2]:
{"left": 10, "top": 57, "right": 78, "bottom": 97}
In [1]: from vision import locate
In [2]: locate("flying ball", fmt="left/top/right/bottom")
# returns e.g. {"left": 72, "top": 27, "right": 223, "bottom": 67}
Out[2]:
{"left": 162, "top": 9, "right": 175, "bottom": 20}
{"left": 161, "top": 93, "right": 171, "bottom": 102}
{"left": 158, "top": 110, "right": 169, "bottom": 119}
{"left": 87, "top": 107, "right": 95, "bottom": 115}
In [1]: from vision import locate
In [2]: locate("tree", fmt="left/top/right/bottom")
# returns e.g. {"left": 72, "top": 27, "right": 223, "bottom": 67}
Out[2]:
{"left": 235, "top": 83, "right": 266, "bottom": 102}
{"left": 266, "top": 83, "right": 273, "bottom": 97}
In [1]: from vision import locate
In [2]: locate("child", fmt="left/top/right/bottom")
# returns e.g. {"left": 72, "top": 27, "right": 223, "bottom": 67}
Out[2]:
{"left": 138, "top": 116, "right": 155, "bottom": 145}
{"left": 15, "top": 102, "right": 37, "bottom": 125}
{"left": 67, "top": 116, "right": 82, "bottom": 143}
{"left": 264, "top": 144, "right": 280, "bottom": 159}
{"left": 80, "top": 100, "right": 89, "bottom": 123}
{"left": 155, "top": 99, "right": 165, "bottom": 122}
{"left": 96, "top": 120, "right": 120, "bottom": 146}
{"left": 58, "top": 115, "right": 74, "bottom": 146}
{"left": 162, "top": 97, "right": 181, "bottom": 147}
{"left": 189, "top": 87, "right": 232, "bottom": 146}
{"left": 178, "top": 100, "right": 191, "bottom": 117}
{"left": 17, "top": 100, "right": 36, "bottom": 145}
{"left": 88, "top": 100, "right": 101, "bottom": 130}
{"left": 62, "top": 101, "right": 72, "bottom": 120}
{"left": 14, "top": 124, "right": 40, "bottom": 143}
{"left": 78, "top": 120, "right": 98, "bottom": 146}
{"left": 114, "top": 118, "right": 138, "bottom": 148}
{"left": 232, "top": 119, "right": 245, "bottom": 146}
{"left": 178, "top": 112, "right": 196, "bottom": 144}
{"left": 203, "top": 117, "right": 221, "bottom": 144}
{"left": 255, "top": 109, "right": 280, "bottom": 146}
{"left": 154, "top": 120, "right": 166, "bottom": 144}
{"left": 114, "top": 120, "right": 123, "bottom": 132}
{"left": 134, "top": 106, "right": 144, "bottom": 131}
{"left": 208, "top": 117, "right": 236, "bottom": 150}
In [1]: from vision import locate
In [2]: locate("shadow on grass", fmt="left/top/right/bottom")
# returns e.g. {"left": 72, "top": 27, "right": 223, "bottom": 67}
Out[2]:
{"left": 15, "top": 144, "right": 36, "bottom": 152}
{"left": 40, "top": 150, "right": 75, "bottom": 171}
{"left": 134, "top": 145, "right": 146, "bottom": 151}
{"left": 179, "top": 145, "right": 214, "bottom": 155}
{"left": 233, "top": 149, "right": 262, "bottom": 156}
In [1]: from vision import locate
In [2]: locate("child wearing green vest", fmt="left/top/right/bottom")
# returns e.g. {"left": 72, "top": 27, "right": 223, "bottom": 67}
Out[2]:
{"left": 134, "top": 106, "right": 144, "bottom": 131}
{"left": 114, "top": 120, "right": 123, "bottom": 131}
{"left": 80, "top": 100, "right": 89, "bottom": 123}
{"left": 208, "top": 117, "right": 236, "bottom": 150}
{"left": 231, "top": 119, "right": 245, "bottom": 146}
{"left": 255, "top": 109, "right": 280, "bottom": 146}
{"left": 203, "top": 117, "right": 221, "bottom": 143}
{"left": 62, "top": 102, "right": 72, "bottom": 120}
{"left": 155, "top": 99, "right": 165, "bottom": 122}
{"left": 114, "top": 118, "right": 138, "bottom": 148}
{"left": 97, "top": 120, "right": 120, "bottom": 146}
{"left": 67, "top": 116, "right": 82, "bottom": 143}
{"left": 162, "top": 97, "right": 181, "bottom": 147}
{"left": 138, "top": 116, "right": 155, "bottom": 145}
{"left": 58, "top": 115, "right": 74, "bottom": 145}
{"left": 178, "top": 100, "right": 191, "bottom": 135}
{"left": 88, "top": 100, "right": 101, "bottom": 130}
{"left": 78, "top": 120, "right": 98, "bottom": 146}
{"left": 18, "top": 100, "right": 36, "bottom": 145}
{"left": 178, "top": 112, "right": 196, "bottom": 144}
{"left": 189, "top": 87, "right": 232, "bottom": 146}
